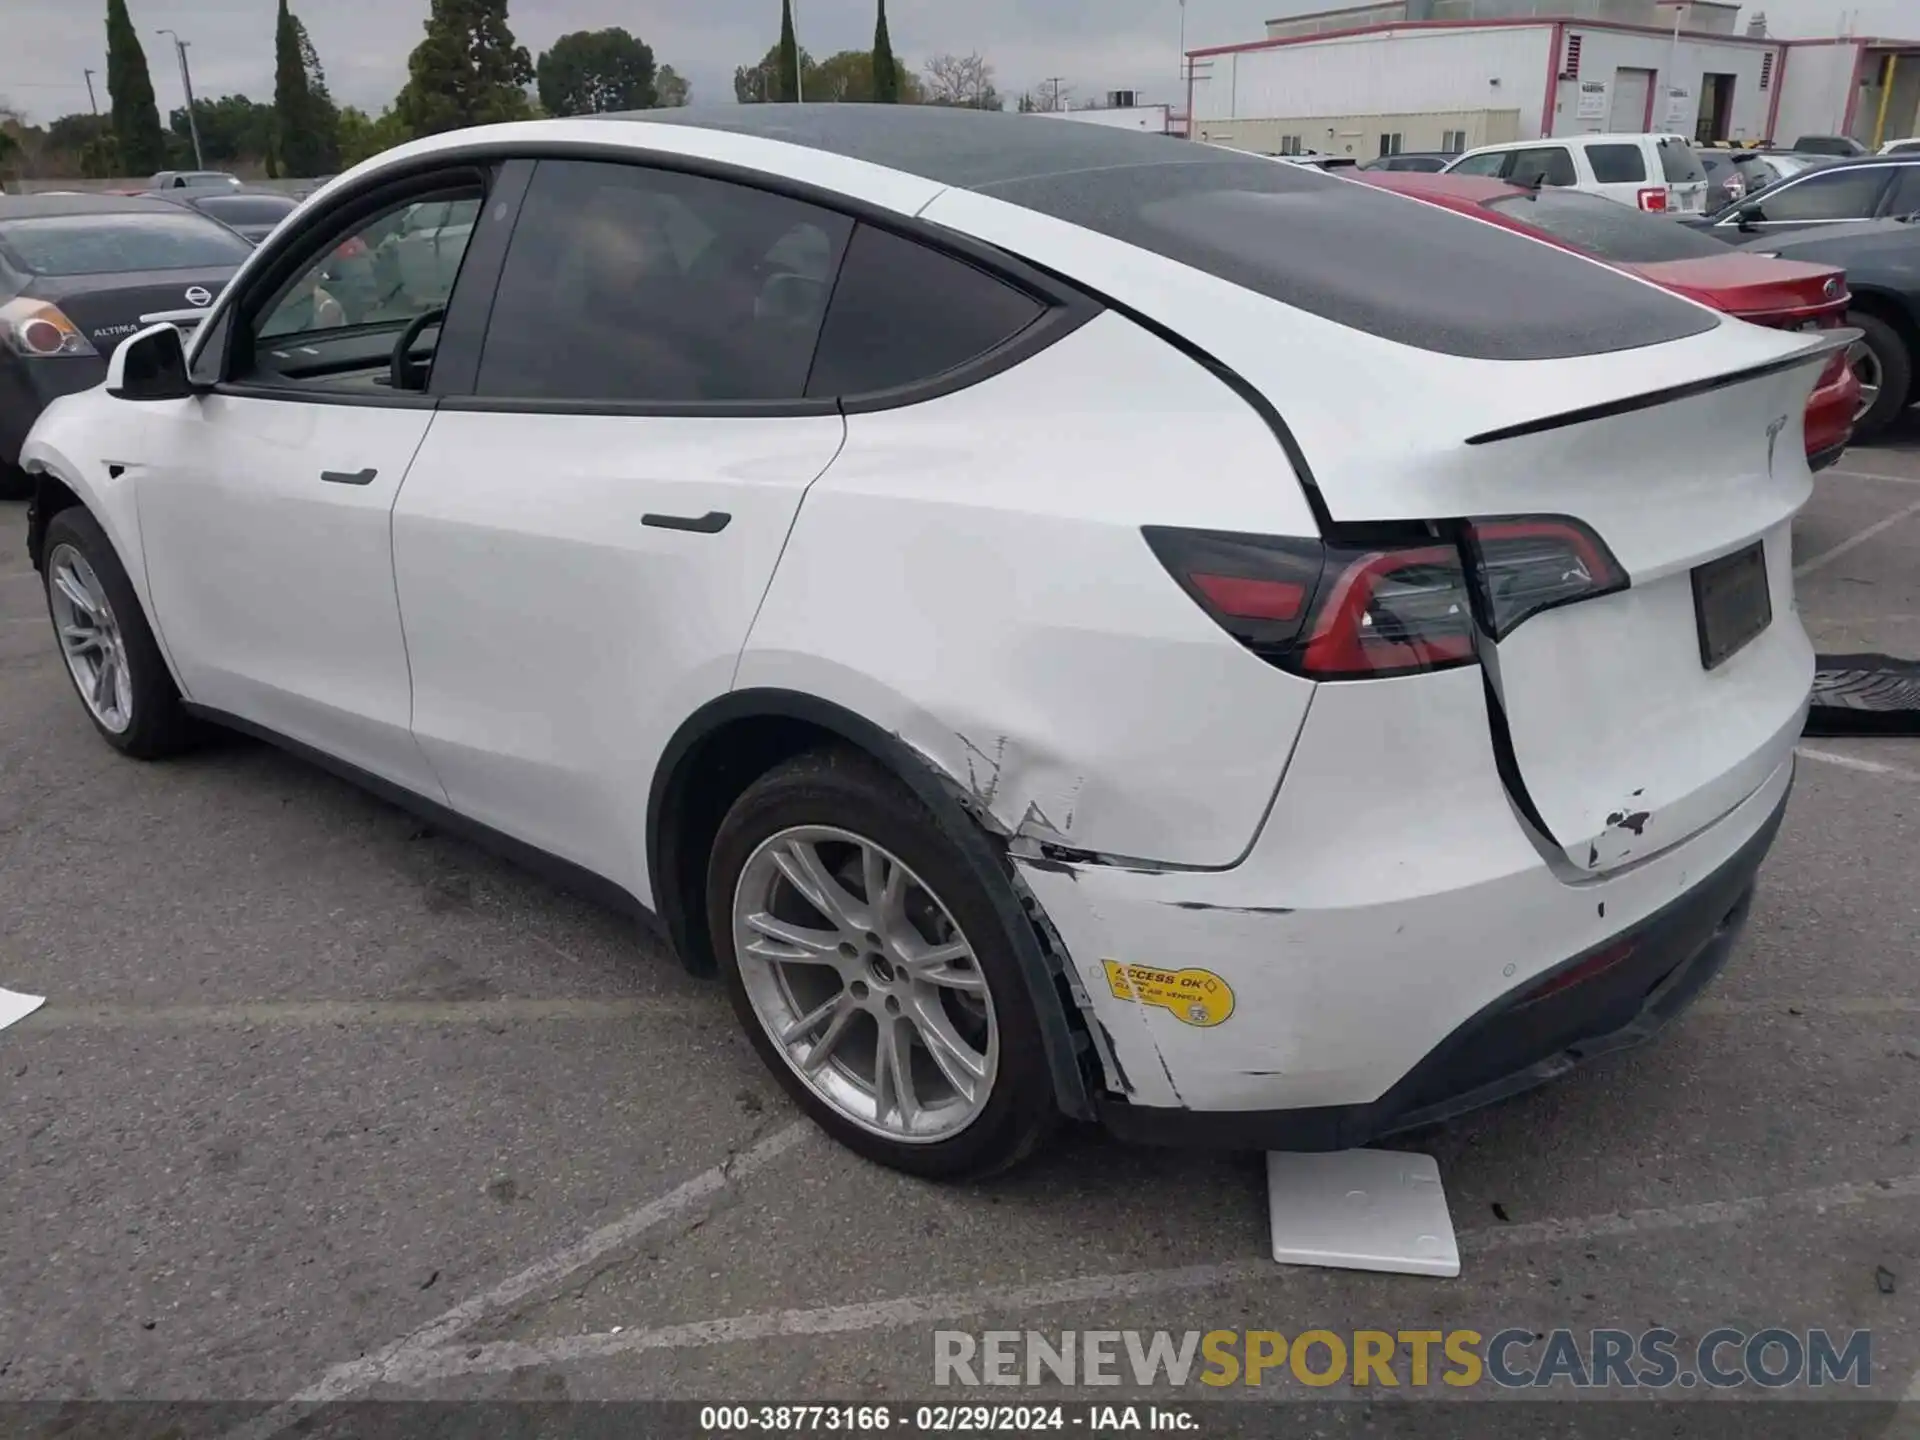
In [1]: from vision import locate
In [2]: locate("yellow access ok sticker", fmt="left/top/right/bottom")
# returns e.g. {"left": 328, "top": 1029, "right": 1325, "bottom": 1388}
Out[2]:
{"left": 1103, "top": 961, "right": 1236, "bottom": 1028}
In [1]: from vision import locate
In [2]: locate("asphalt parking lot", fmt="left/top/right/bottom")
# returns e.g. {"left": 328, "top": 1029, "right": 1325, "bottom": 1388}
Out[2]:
{"left": 1, "top": 437, "right": 1918, "bottom": 1432}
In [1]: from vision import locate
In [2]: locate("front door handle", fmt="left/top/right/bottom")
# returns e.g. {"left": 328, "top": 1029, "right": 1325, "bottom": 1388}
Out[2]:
{"left": 641, "top": 510, "right": 731, "bottom": 534}
{"left": 320, "top": 467, "right": 378, "bottom": 486}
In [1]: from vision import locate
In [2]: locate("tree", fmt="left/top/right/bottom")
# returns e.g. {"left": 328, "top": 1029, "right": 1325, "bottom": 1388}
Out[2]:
{"left": 275, "top": 1, "right": 339, "bottom": 176}
{"left": 336, "top": 104, "right": 411, "bottom": 166}
{"left": 395, "top": 0, "right": 534, "bottom": 139}
{"left": 106, "top": 0, "right": 166, "bottom": 174}
{"left": 168, "top": 95, "right": 276, "bottom": 166}
{"left": 776, "top": 0, "right": 801, "bottom": 103}
{"left": 922, "top": 53, "right": 1001, "bottom": 110}
{"left": 536, "top": 28, "right": 655, "bottom": 116}
{"left": 735, "top": 43, "right": 815, "bottom": 103}
{"left": 807, "top": 50, "right": 921, "bottom": 104}
{"left": 871, "top": 0, "right": 899, "bottom": 104}
{"left": 655, "top": 65, "right": 690, "bottom": 107}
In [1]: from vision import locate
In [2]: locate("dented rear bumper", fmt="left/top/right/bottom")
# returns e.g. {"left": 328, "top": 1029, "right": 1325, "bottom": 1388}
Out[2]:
{"left": 1012, "top": 663, "right": 1798, "bottom": 1144}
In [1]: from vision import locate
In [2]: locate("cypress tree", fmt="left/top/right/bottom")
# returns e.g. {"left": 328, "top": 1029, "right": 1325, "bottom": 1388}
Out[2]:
{"left": 776, "top": 0, "right": 800, "bottom": 104}
{"left": 105, "top": 0, "right": 166, "bottom": 174}
{"left": 871, "top": 0, "right": 898, "bottom": 103}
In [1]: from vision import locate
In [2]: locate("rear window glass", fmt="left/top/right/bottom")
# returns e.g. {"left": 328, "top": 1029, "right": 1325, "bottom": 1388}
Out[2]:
{"left": 1485, "top": 190, "right": 1733, "bottom": 263}
{"left": 193, "top": 195, "right": 298, "bottom": 226}
{"left": 1658, "top": 139, "right": 1707, "bottom": 183}
{"left": 1587, "top": 143, "right": 1648, "bottom": 183}
{"left": 1001, "top": 160, "right": 1717, "bottom": 359}
{"left": 0, "top": 211, "right": 252, "bottom": 275}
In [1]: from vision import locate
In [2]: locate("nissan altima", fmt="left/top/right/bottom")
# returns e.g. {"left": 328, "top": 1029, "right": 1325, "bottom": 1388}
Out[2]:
{"left": 17, "top": 108, "right": 1835, "bottom": 1177}
{"left": 0, "top": 193, "right": 250, "bottom": 494}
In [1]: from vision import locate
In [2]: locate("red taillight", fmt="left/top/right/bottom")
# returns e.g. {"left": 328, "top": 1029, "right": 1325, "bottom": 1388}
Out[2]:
{"left": 1637, "top": 187, "right": 1669, "bottom": 212}
{"left": 1143, "top": 515, "right": 1628, "bottom": 680}
{"left": 1514, "top": 939, "right": 1637, "bottom": 1007}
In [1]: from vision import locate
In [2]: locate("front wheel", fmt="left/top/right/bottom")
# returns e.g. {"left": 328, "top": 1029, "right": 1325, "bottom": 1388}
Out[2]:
{"left": 1845, "top": 310, "right": 1912, "bottom": 443}
{"left": 707, "top": 748, "right": 1058, "bottom": 1179}
{"left": 42, "top": 507, "right": 194, "bottom": 759}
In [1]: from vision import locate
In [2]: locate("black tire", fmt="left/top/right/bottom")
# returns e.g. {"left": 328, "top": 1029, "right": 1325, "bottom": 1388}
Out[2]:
{"left": 1845, "top": 309, "right": 1912, "bottom": 443}
{"left": 41, "top": 507, "right": 195, "bottom": 759}
{"left": 707, "top": 747, "right": 1058, "bottom": 1180}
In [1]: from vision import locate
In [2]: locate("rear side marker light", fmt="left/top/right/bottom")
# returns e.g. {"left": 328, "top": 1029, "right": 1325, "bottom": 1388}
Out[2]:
{"left": 1514, "top": 939, "right": 1637, "bottom": 1007}
{"left": 1637, "top": 187, "right": 1670, "bottom": 212}
{"left": 1145, "top": 515, "right": 1627, "bottom": 680}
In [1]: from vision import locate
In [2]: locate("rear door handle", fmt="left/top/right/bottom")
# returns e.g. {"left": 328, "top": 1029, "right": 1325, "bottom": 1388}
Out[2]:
{"left": 320, "top": 467, "right": 378, "bottom": 486}
{"left": 641, "top": 511, "right": 731, "bottom": 534}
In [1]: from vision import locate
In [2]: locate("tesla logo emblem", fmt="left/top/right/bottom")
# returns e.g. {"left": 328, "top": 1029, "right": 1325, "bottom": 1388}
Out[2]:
{"left": 184, "top": 286, "right": 212, "bottom": 306}
{"left": 1765, "top": 413, "right": 1789, "bottom": 472}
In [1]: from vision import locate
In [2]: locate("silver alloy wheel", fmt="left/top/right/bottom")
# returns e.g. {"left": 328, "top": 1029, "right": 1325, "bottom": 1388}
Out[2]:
{"left": 46, "top": 543, "right": 133, "bottom": 734}
{"left": 731, "top": 825, "right": 998, "bottom": 1143}
{"left": 1851, "top": 340, "right": 1882, "bottom": 421}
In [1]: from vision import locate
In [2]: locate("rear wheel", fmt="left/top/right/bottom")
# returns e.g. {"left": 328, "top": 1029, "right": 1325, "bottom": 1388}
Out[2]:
{"left": 707, "top": 748, "right": 1057, "bottom": 1179}
{"left": 42, "top": 507, "right": 194, "bottom": 759}
{"left": 1846, "top": 309, "right": 1911, "bottom": 443}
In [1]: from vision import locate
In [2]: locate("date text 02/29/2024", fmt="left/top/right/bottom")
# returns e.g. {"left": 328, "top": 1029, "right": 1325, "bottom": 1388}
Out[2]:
{"left": 698, "top": 1405, "right": 1193, "bottom": 1432}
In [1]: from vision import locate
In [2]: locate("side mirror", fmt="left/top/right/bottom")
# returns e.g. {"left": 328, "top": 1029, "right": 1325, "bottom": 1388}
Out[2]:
{"left": 106, "top": 322, "right": 194, "bottom": 401}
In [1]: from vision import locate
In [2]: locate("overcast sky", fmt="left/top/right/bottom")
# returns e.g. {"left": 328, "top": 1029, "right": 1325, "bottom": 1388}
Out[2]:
{"left": 3, "top": 0, "right": 1911, "bottom": 125}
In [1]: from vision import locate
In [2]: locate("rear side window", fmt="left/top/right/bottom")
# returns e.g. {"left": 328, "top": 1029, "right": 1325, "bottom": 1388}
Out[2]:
{"left": 1658, "top": 139, "right": 1707, "bottom": 184}
{"left": 1507, "top": 147, "right": 1576, "bottom": 187}
{"left": 1586, "top": 144, "right": 1647, "bottom": 184}
{"left": 1753, "top": 166, "right": 1891, "bottom": 222}
{"left": 1887, "top": 166, "right": 1920, "bottom": 216}
{"left": 475, "top": 159, "right": 853, "bottom": 404}
{"left": 806, "top": 224, "right": 1044, "bottom": 399}
{"left": 1447, "top": 151, "right": 1509, "bottom": 177}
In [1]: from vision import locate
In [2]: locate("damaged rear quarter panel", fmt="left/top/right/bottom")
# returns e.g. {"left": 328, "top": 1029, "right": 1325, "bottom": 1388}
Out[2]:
{"left": 733, "top": 311, "right": 1320, "bottom": 870}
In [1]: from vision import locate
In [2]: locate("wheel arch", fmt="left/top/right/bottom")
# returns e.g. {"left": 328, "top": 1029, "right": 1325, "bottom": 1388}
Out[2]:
{"left": 647, "top": 687, "right": 1097, "bottom": 1121}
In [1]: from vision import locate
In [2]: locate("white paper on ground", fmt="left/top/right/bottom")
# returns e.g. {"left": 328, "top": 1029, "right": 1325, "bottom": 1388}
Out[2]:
{"left": 1267, "top": 1148, "right": 1460, "bottom": 1277}
{"left": 0, "top": 988, "right": 47, "bottom": 1032}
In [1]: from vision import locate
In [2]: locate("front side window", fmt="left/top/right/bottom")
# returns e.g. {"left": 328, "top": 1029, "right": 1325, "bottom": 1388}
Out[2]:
{"left": 1447, "top": 151, "right": 1509, "bottom": 177}
{"left": 1885, "top": 165, "right": 1920, "bottom": 216}
{"left": 1586, "top": 143, "right": 1648, "bottom": 184}
{"left": 1507, "top": 147, "right": 1577, "bottom": 187}
{"left": 1747, "top": 166, "right": 1891, "bottom": 222}
{"left": 475, "top": 159, "right": 854, "bottom": 404}
{"left": 257, "top": 186, "right": 482, "bottom": 343}
{"left": 0, "top": 211, "right": 252, "bottom": 276}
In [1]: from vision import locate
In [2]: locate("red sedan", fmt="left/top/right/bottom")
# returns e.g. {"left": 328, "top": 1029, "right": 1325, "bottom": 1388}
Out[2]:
{"left": 1352, "top": 171, "right": 1860, "bottom": 469}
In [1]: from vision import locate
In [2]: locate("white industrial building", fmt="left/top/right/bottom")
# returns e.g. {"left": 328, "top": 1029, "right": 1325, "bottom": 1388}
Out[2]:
{"left": 1186, "top": 0, "right": 1920, "bottom": 159}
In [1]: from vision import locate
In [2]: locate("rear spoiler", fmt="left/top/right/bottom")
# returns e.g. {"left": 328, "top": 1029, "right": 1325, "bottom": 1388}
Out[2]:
{"left": 1465, "top": 327, "right": 1860, "bottom": 446}
{"left": 137, "top": 306, "right": 212, "bottom": 330}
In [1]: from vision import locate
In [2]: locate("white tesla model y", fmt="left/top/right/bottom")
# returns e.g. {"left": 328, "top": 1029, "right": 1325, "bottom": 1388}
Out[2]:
{"left": 19, "top": 107, "right": 1833, "bottom": 1177}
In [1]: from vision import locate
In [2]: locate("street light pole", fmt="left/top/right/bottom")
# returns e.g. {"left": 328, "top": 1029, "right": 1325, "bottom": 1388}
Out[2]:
{"left": 157, "top": 29, "right": 204, "bottom": 169}
{"left": 1179, "top": 0, "right": 1187, "bottom": 88}
{"left": 83, "top": 67, "right": 99, "bottom": 114}
{"left": 792, "top": 0, "right": 804, "bottom": 103}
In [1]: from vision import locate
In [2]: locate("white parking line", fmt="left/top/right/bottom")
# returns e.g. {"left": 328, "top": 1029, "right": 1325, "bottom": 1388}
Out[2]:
{"left": 218, "top": 1119, "right": 813, "bottom": 1440}
{"left": 1795, "top": 496, "right": 1920, "bottom": 577}
{"left": 1822, "top": 467, "right": 1920, "bottom": 486}
{"left": 372, "top": 1170, "right": 1920, "bottom": 1389}
{"left": 23, "top": 997, "right": 690, "bottom": 1029}
{"left": 1799, "top": 747, "right": 1920, "bottom": 784}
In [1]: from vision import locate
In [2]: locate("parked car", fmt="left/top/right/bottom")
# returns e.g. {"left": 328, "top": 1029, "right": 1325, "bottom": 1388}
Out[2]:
{"left": 0, "top": 193, "right": 250, "bottom": 495}
{"left": 1746, "top": 151, "right": 1841, "bottom": 183}
{"left": 1444, "top": 132, "right": 1710, "bottom": 213}
{"left": 1270, "top": 152, "right": 1359, "bottom": 170}
{"left": 1739, "top": 216, "right": 1920, "bottom": 439}
{"left": 1356, "top": 152, "right": 1453, "bottom": 173}
{"left": 1877, "top": 137, "right": 1920, "bottom": 156}
{"left": 1792, "top": 135, "right": 1869, "bottom": 157}
{"left": 1686, "top": 154, "right": 1920, "bottom": 241}
{"left": 17, "top": 108, "right": 1834, "bottom": 1176}
{"left": 1700, "top": 150, "right": 1782, "bottom": 211}
{"left": 147, "top": 170, "right": 243, "bottom": 191}
{"left": 144, "top": 187, "right": 301, "bottom": 245}
{"left": 1358, "top": 170, "right": 1860, "bottom": 466}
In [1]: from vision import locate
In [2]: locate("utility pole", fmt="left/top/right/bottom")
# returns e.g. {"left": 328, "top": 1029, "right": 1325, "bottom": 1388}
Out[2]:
{"left": 792, "top": 0, "right": 804, "bottom": 104}
{"left": 83, "top": 67, "right": 99, "bottom": 114}
{"left": 157, "top": 29, "right": 204, "bottom": 169}
{"left": 1043, "top": 76, "right": 1064, "bottom": 111}
{"left": 1179, "top": 0, "right": 1188, "bottom": 87}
